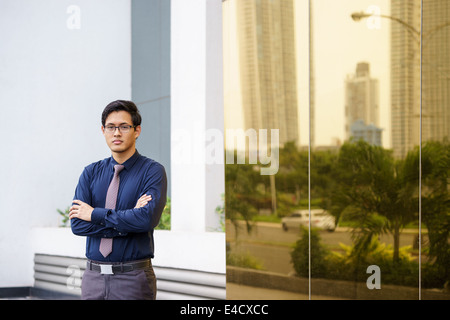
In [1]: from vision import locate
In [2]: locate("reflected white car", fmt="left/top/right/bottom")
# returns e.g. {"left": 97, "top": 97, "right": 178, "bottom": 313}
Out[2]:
{"left": 281, "top": 209, "right": 336, "bottom": 232}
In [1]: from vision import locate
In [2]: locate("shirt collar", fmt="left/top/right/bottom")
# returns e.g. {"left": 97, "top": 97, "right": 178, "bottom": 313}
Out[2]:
{"left": 110, "top": 150, "right": 140, "bottom": 171}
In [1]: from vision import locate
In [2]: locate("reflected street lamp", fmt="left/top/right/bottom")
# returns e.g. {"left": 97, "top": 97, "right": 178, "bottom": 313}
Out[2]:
{"left": 351, "top": 11, "right": 420, "bottom": 35}
{"left": 351, "top": 11, "right": 420, "bottom": 41}
{"left": 351, "top": 10, "right": 450, "bottom": 46}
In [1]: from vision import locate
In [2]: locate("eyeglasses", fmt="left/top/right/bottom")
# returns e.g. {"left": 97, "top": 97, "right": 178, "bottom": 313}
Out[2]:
{"left": 104, "top": 125, "right": 136, "bottom": 133}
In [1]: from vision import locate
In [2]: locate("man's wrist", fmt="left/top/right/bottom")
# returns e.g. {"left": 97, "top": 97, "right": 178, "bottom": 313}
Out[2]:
{"left": 91, "top": 208, "right": 108, "bottom": 226}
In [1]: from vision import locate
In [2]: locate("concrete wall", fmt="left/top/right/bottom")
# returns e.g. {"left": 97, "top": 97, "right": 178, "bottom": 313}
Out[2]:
{"left": 0, "top": 0, "right": 132, "bottom": 287}
{"left": 0, "top": 0, "right": 226, "bottom": 288}
{"left": 132, "top": 0, "right": 171, "bottom": 192}
{"left": 170, "top": 0, "right": 225, "bottom": 234}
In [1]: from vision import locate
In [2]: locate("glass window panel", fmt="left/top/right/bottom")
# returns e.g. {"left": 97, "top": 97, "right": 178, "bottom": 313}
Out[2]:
{"left": 420, "top": 0, "right": 450, "bottom": 300}
{"left": 224, "top": 0, "right": 449, "bottom": 301}
{"left": 223, "top": 0, "right": 311, "bottom": 300}
{"left": 311, "top": 0, "right": 421, "bottom": 299}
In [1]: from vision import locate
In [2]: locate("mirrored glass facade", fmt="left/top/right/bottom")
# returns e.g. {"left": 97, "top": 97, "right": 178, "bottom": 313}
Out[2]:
{"left": 224, "top": 0, "right": 449, "bottom": 300}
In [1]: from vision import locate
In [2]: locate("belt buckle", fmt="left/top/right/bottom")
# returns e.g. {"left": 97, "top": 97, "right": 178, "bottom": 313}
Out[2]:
{"left": 100, "top": 264, "right": 114, "bottom": 275}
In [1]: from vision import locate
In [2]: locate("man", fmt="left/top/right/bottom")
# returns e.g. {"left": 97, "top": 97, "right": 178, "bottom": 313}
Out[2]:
{"left": 69, "top": 100, "right": 167, "bottom": 300}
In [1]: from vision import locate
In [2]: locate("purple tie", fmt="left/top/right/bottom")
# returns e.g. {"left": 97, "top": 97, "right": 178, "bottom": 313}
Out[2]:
{"left": 99, "top": 164, "right": 124, "bottom": 258}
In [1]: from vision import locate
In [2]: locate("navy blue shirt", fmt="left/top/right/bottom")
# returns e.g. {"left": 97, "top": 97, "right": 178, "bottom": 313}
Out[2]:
{"left": 71, "top": 150, "right": 167, "bottom": 262}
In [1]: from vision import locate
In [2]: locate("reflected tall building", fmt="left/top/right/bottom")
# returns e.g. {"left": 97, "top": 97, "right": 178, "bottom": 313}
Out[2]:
{"left": 422, "top": 1, "right": 450, "bottom": 147}
{"left": 391, "top": 1, "right": 421, "bottom": 159}
{"left": 345, "top": 62, "right": 380, "bottom": 143}
{"left": 391, "top": 1, "right": 450, "bottom": 158}
{"left": 236, "top": 0, "right": 299, "bottom": 146}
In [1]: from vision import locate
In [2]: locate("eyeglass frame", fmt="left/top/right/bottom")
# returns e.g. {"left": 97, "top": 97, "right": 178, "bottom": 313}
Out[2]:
{"left": 103, "top": 124, "right": 137, "bottom": 133}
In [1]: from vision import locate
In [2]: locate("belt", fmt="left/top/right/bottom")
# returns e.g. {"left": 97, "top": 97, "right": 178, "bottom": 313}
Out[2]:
{"left": 87, "top": 259, "right": 151, "bottom": 275}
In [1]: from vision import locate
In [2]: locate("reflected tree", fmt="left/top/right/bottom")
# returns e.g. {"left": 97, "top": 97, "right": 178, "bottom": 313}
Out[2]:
{"left": 417, "top": 141, "right": 449, "bottom": 287}
{"left": 224, "top": 151, "right": 262, "bottom": 235}
{"left": 331, "top": 140, "right": 418, "bottom": 262}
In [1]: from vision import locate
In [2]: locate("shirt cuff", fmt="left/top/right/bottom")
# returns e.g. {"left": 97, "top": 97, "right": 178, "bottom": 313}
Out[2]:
{"left": 91, "top": 208, "right": 109, "bottom": 226}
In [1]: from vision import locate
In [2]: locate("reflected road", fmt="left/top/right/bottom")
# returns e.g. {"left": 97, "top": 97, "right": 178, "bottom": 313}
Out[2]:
{"left": 226, "top": 220, "right": 420, "bottom": 275}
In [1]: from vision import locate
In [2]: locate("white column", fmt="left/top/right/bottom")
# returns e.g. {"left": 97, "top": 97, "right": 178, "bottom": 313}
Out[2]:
{"left": 205, "top": 0, "right": 226, "bottom": 231}
{"left": 170, "top": 0, "right": 225, "bottom": 233}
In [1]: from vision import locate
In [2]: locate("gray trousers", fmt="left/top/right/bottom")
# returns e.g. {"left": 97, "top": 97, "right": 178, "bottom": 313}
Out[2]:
{"left": 81, "top": 263, "right": 156, "bottom": 300}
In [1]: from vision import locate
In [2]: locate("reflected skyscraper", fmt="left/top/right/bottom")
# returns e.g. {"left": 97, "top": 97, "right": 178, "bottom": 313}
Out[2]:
{"left": 422, "top": 1, "right": 450, "bottom": 147}
{"left": 391, "top": 1, "right": 450, "bottom": 158}
{"left": 391, "top": 1, "right": 421, "bottom": 159}
{"left": 236, "top": 0, "right": 299, "bottom": 146}
{"left": 345, "top": 62, "right": 381, "bottom": 144}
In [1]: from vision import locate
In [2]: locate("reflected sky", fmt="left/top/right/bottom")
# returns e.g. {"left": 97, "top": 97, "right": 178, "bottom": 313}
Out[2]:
{"left": 224, "top": 0, "right": 391, "bottom": 148}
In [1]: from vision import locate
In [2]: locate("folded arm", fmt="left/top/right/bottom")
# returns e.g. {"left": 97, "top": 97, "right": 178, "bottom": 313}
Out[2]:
{"left": 70, "top": 163, "right": 167, "bottom": 236}
{"left": 70, "top": 166, "right": 110, "bottom": 237}
{"left": 90, "top": 164, "right": 167, "bottom": 234}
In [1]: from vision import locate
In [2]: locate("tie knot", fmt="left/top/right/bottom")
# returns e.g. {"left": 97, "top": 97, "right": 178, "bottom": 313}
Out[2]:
{"left": 114, "top": 164, "right": 125, "bottom": 175}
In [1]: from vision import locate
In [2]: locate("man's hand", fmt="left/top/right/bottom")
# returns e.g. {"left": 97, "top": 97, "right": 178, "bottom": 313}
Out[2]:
{"left": 69, "top": 195, "right": 151, "bottom": 222}
{"left": 135, "top": 194, "right": 152, "bottom": 208}
{"left": 69, "top": 200, "right": 94, "bottom": 222}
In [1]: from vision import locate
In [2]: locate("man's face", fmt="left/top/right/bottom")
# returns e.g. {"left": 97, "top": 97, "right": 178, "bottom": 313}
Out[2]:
{"left": 102, "top": 111, "right": 141, "bottom": 155}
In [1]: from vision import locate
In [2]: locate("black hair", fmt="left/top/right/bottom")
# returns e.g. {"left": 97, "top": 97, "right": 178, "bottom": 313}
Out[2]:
{"left": 101, "top": 100, "right": 142, "bottom": 127}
